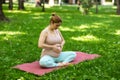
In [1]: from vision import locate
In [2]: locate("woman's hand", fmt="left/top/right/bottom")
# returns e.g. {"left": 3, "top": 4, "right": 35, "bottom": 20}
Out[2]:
{"left": 52, "top": 44, "right": 62, "bottom": 53}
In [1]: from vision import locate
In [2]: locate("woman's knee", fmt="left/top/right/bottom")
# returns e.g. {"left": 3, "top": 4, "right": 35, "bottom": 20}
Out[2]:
{"left": 70, "top": 52, "right": 76, "bottom": 58}
{"left": 39, "top": 57, "right": 54, "bottom": 67}
{"left": 39, "top": 59, "right": 51, "bottom": 66}
{"left": 39, "top": 56, "right": 54, "bottom": 67}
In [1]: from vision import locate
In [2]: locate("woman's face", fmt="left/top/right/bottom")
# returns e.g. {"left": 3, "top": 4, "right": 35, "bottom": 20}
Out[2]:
{"left": 53, "top": 22, "right": 61, "bottom": 29}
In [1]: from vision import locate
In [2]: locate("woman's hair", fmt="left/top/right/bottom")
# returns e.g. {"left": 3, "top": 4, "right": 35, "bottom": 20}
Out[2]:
{"left": 50, "top": 13, "right": 62, "bottom": 23}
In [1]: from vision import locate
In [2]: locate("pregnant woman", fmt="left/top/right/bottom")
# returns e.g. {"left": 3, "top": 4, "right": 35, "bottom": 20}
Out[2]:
{"left": 38, "top": 13, "right": 76, "bottom": 67}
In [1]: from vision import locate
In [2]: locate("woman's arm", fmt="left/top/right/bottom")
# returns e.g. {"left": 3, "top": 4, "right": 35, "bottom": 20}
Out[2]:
{"left": 58, "top": 30, "right": 65, "bottom": 48}
{"left": 38, "top": 30, "right": 53, "bottom": 49}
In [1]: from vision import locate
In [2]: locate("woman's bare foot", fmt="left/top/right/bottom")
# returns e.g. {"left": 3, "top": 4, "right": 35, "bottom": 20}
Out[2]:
{"left": 62, "top": 62, "right": 72, "bottom": 66}
{"left": 57, "top": 63, "right": 65, "bottom": 67}
{"left": 57, "top": 62, "right": 72, "bottom": 67}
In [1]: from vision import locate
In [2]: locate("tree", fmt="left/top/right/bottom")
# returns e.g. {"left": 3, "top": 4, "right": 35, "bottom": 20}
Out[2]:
{"left": 41, "top": 0, "right": 45, "bottom": 12}
{"left": 18, "top": 0, "right": 25, "bottom": 10}
{"left": 116, "top": 0, "right": 120, "bottom": 15}
{"left": 2, "top": 0, "right": 6, "bottom": 4}
{"left": 81, "top": 0, "right": 93, "bottom": 15}
{"left": 0, "top": 0, "right": 9, "bottom": 21}
{"left": 9, "top": 0, "right": 13, "bottom": 10}
{"left": 95, "top": 0, "right": 98, "bottom": 14}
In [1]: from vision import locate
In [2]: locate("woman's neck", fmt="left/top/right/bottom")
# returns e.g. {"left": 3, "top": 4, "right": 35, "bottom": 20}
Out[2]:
{"left": 48, "top": 25, "right": 54, "bottom": 31}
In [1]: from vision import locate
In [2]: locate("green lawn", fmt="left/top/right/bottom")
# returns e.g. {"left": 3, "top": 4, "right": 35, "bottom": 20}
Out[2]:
{"left": 0, "top": 3, "right": 120, "bottom": 80}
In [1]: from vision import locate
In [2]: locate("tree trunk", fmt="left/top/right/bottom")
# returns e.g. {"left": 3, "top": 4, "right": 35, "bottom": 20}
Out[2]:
{"left": 18, "top": 0, "right": 25, "bottom": 10}
{"left": 95, "top": 0, "right": 98, "bottom": 14}
{"left": 0, "top": 0, "right": 9, "bottom": 21}
{"left": 116, "top": 0, "right": 120, "bottom": 15}
{"left": 9, "top": 0, "right": 13, "bottom": 10}
{"left": 41, "top": 0, "right": 45, "bottom": 12}
{"left": 2, "top": 0, "right": 6, "bottom": 4}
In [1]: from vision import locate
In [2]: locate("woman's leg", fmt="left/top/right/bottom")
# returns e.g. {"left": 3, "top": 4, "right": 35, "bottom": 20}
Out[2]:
{"left": 56, "top": 51, "right": 76, "bottom": 63}
{"left": 39, "top": 55, "right": 58, "bottom": 68}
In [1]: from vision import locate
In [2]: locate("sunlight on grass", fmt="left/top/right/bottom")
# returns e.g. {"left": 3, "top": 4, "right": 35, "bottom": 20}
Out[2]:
{"left": 60, "top": 26, "right": 75, "bottom": 32}
{"left": 60, "top": 24, "right": 102, "bottom": 33}
{"left": 33, "top": 13, "right": 42, "bottom": 16}
{"left": 7, "top": 10, "right": 31, "bottom": 14}
{"left": 71, "top": 34, "right": 103, "bottom": 42}
{"left": 0, "top": 31, "right": 26, "bottom": 35}
{"left": 78, "top": 25, "right": 89, "bottom": 29}
{"left": 112, "top": 6, "right": 117, "bottom": 9}
{"left": 32, "top": 16, "right": 44, "bottom": 19}
{"left": 32, "top": 16, "right": 41, "bottom": 19}
{"left": 32, "top": 13, "right": 44, "bottom": 19}
{"left": 73, "top": 24, "right": 101, "bottom": 31}
{"left": 60, "top": 24, "right": 101, "bottom": 32}
{"left": 92, "top": 23, "right": 103, "bottom": 28}
{"left": 72, "top": 25, "right": 89, "bottom": 32}
{"left": 0, "top": 31, "right": 26, "bottom": 40}
{"left": 114, "top": 30, "right": 120, "bottom": 35}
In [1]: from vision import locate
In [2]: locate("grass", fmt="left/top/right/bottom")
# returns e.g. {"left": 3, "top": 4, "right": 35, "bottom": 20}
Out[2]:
{"left": 0, "top": 3, "right": 120, "bottom": 80}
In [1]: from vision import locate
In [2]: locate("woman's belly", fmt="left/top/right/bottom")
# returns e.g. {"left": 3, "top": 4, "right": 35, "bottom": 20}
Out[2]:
{"left": 41, "top": 49, "right": 61, "bottom": 57}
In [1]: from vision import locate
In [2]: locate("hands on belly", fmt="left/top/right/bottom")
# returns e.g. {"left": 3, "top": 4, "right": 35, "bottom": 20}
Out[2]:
{"left": 52, "top": 44, "right": 62, "bottom": 53}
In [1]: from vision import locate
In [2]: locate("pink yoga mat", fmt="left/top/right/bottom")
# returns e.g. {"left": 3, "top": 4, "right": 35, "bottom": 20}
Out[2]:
{"left": 13, "top": 52, "right": 100, "bottom": 76}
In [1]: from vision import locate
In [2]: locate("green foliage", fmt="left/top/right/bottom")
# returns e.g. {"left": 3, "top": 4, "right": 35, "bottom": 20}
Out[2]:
{"left": 81, "top": 0, "right": 93, "bottom": 8}
{"left": 80, "top": 0, "right": 94, "bottom": 14}
{"left": 0, "top": 3, "right": 120, "bottom": 80}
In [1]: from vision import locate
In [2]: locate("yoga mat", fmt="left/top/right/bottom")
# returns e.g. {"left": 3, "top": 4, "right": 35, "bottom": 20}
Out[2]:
{"left": 13, "top": 52, "right": 100, "bottom": 76}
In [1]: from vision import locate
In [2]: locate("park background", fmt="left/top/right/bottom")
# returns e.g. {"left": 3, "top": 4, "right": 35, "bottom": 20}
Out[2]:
{"left": 0, "top": 0, "right": 120, "bottom": 80}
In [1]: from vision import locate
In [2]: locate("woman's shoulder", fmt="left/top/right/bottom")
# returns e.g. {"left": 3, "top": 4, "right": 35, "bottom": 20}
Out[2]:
{"left": 41, "top": 27, "right": 48, "bottom": 34}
